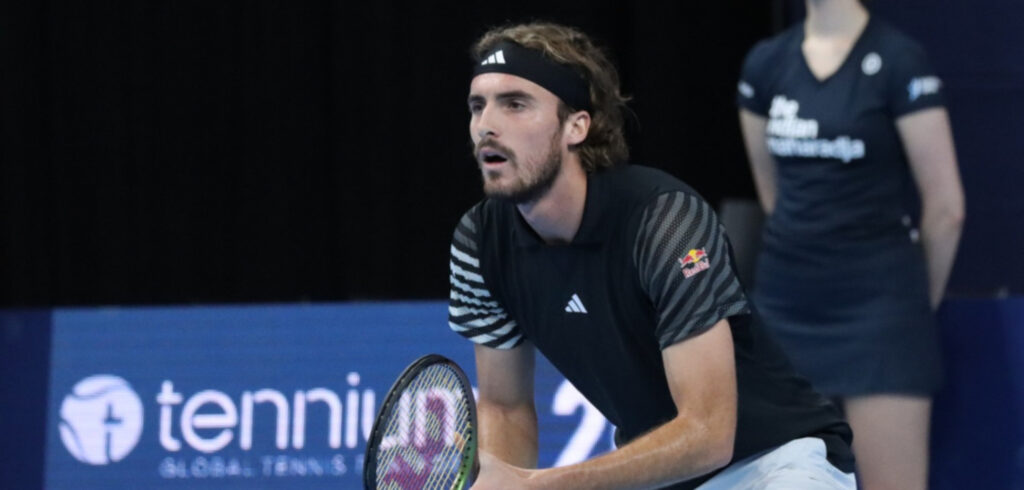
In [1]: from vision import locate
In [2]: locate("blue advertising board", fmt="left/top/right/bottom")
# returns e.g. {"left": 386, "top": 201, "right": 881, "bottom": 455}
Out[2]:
{"left": 930, "top": 298, "right": 1024, "bottom": 490}
{"left": 44, "top": 302, "right": 615, "bottom": 489}
{"left": 37, "top": 298, "right": 1024, "bottom": 488}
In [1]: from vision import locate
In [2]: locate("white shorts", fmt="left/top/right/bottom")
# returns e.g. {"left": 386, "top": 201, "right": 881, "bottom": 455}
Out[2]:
{"left": 696, "top": 437, "right": 856, "bottom": 490}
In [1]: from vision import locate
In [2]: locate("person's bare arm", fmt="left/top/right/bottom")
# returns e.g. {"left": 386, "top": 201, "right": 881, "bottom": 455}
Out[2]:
{"left": 473, "top": 319, "right": 737, "bottom": 489}
{"left": 897, "top": 107, "right": 965, "bottom": 307}
{"left": 474, "top": 341, "right": 538, "bottom": 468}
{"left": 738, "top": 109, "right": 776, "bottom": 214}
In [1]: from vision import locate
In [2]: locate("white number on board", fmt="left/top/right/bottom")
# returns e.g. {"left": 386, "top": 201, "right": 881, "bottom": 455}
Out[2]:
{"left": 551, "top": 380, "right": 608, "bottom": 466}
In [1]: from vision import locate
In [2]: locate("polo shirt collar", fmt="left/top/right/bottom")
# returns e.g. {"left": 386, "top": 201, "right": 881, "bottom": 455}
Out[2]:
{"left": 511, "top": 168, "right": 612, "bottom": 248}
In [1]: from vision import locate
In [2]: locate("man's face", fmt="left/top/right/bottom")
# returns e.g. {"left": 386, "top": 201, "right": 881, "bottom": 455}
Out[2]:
{"left": 468, "top": 73, "right": 567, "bottom": 204}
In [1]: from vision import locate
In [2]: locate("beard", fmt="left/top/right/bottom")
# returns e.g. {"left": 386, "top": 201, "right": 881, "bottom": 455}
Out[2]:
{"left": 476, "top": 131, "right": 563, "bottom": 205}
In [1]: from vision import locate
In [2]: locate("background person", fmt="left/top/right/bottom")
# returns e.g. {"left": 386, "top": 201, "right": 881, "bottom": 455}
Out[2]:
{"left": 737, "top": 1, "right": 966, "bottom": 488}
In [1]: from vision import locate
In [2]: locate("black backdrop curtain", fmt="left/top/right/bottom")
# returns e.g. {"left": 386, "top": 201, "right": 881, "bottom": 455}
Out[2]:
{"left": 2, "top": 1, "right": 771, "bottom": 306}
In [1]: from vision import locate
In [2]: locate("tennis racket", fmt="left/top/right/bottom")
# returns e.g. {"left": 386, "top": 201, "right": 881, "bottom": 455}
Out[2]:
{"left": 363, "top": 354, "right": 478, "bottom": 490}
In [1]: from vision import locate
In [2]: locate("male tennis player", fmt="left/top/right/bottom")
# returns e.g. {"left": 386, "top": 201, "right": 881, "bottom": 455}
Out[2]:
{"left": 448, "top": 22, "right": 857, "bottom": 489}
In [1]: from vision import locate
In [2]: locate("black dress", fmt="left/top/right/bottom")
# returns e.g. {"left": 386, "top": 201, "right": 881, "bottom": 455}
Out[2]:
{"left": 737, "top": 17, "right": 945, "bottom": 396}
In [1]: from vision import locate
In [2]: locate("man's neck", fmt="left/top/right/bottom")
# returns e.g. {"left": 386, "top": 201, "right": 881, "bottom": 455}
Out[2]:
{"left": 804, "top": 0, "right": 869, "bottom": 38}
{"left": 516, "top": 156, "right": 588, "bottom": 245}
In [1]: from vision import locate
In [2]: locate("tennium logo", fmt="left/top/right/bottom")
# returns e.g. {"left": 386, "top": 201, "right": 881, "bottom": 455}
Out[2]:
{"left": 59, "top": 375, "right": 145, "bottom": 465}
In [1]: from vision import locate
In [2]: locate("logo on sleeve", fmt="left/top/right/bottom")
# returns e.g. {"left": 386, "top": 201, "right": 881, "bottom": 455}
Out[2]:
{"left": 737, "top": 81, "right": 755, "bottom": 98}
{"left": 908, "top": 76, "right": 942, "bottom": 102}
{"left": 679, "top": 249, "right": 710, "bottom": 278}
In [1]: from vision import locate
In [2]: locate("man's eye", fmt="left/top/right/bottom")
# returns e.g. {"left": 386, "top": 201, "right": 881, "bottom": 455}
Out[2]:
{"left": 469, "top": 103, "right": 483, "bottom": 113}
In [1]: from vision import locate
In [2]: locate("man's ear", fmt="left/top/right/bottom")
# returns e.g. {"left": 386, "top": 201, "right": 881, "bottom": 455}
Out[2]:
{"left": 564, "top": 111, "right": 591, "bottom": 146}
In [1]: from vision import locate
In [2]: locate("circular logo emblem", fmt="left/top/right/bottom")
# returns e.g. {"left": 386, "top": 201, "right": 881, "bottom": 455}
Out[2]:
{"left": 59, "top": 375, "right": 144, "bottom": 465}
{"left": 862, "top": 52, "right": 882, "bottom": 75}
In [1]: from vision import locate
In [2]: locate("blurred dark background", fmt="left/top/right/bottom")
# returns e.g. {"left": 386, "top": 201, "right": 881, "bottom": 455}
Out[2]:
{"left": 2, "top": 0, "right": 1021, "bottom": 306}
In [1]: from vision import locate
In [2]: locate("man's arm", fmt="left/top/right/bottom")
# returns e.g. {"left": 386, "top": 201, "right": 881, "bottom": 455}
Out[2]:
{"left": 474, "top": 341, "right": 538, "bottom": 468}
{"left": 472, "top": 319, "right": 737, "bottom": 489}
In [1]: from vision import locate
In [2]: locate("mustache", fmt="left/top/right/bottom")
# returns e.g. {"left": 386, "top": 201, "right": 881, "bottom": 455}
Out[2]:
{"left": 473, "top": 138, "right": 516, "bottom": 161}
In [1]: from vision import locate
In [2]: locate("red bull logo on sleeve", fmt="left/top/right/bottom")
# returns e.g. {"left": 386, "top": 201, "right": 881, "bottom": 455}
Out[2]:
{"left": 678, "top": 248, "right": 710, "bottom": 278}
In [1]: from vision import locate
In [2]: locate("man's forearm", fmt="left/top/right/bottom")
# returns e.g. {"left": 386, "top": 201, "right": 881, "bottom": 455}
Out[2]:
{"left": 478, "top": 399, "right": 539, "bottom": 468}
{"left": 531, "top": 409, "right": 734, "bottom": 489}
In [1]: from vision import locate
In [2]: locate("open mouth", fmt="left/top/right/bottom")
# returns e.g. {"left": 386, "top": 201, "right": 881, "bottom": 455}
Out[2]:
{"left": 479, "top": 147, "right": 509, "bottom": 165}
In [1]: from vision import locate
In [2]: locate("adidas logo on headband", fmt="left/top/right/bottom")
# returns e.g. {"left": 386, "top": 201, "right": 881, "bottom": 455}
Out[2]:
{"left": 481, "top": 50, "right": 506, "bottom": 65}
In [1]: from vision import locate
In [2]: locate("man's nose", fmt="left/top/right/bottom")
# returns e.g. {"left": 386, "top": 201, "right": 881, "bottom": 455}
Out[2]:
{"left": 474, "top": 105, "right": 499, "bottom": 140}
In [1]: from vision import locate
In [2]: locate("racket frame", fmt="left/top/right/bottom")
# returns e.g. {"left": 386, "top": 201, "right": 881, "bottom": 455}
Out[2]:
{"left": 363, "top": 354, "right": 478, "bottom": 490}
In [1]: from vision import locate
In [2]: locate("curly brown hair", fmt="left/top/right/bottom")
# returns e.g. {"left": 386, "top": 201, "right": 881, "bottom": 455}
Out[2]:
{"left": 472, "top": 22, "right": 630, "bottom": 171}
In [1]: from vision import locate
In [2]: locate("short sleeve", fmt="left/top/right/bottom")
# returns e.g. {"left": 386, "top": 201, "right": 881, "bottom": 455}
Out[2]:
{"left": 887, "top": 39, "right": 945, "bottom": 117}
{"left": 447, "top": 206, "right": 524, "bottom": 349}
{"left": 736, "top": 39, "right": 774, "bottom": 116}
{"left": 633, "top": 192, "right": 751, "bottom": 349}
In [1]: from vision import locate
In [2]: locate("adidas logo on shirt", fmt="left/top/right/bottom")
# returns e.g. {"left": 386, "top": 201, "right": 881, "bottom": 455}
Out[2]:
{"left": 564, "top": 293, "right": 588, "bottom": 314}
{"left": 480, "top": 50, "right": 506, "bottom": 66}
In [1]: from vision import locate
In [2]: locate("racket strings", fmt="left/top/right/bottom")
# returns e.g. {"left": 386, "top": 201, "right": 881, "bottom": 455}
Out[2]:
{"left": 376, "top": 364, "right": 473, "bottom": 490}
